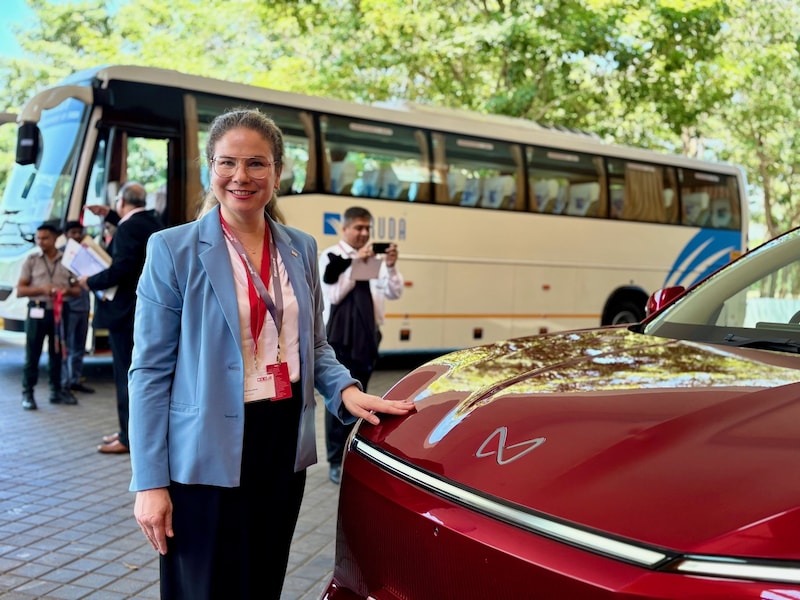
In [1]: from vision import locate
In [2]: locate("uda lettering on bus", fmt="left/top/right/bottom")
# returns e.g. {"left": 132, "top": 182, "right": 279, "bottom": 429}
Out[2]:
{"left": 372, "top": 217, "right": 406, "bottom": 241}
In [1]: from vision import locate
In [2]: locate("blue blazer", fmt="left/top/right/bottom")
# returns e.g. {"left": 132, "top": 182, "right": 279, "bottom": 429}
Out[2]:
{"left": 128, "top": 206, "right": 358, "bottom": 491}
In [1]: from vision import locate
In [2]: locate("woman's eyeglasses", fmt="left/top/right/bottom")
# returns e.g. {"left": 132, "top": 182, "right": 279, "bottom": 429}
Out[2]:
{"left": 211, "top": 156, "right": 280, "bottom": 179}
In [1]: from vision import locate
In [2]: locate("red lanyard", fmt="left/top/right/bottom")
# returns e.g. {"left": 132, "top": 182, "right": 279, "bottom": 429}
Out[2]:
{"left": 219, "top": 212, "right": 274, "bottom": 362}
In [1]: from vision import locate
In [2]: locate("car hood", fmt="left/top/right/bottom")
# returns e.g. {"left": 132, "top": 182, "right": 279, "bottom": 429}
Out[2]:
{"left": 369, "top": 328, "right": 800, "bottom": 559}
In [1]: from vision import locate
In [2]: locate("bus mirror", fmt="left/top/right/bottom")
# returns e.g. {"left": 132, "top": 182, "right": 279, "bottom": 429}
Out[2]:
{"left": 646, "top": 286, "right": 685, "bottom": 317}
{"left": 16, "top": 122, "right": 40, "bottom": 166}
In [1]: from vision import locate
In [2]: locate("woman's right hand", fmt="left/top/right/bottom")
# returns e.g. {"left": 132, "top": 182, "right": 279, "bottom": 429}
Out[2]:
{"left": 341, "top": 384, "right": 415, "bottom": 425}
{"left": 134, "top": 488, "right": 174, "bottom": 555}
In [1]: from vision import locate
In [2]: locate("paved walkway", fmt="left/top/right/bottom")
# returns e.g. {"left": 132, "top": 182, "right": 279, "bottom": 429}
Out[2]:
{"left": 0, "top": 336, "right": 414, "bottom": 599}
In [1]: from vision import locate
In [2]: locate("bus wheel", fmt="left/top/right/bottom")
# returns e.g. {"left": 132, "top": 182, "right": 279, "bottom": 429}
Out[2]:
{"left": 609, "top": 301, "right": 644, "bottom": 325}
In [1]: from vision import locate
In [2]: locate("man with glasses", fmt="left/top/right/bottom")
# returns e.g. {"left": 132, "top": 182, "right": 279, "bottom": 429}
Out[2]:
{"left": 81, "top": 182, "right": 163, "bottom": 454}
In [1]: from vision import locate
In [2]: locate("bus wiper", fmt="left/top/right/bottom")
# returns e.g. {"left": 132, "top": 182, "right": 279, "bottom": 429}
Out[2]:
{"left": 17, "top": 224, "right": 34, "bottom": 244}
{"left": 723, "top": 333, "right": 800, "bottom": 353}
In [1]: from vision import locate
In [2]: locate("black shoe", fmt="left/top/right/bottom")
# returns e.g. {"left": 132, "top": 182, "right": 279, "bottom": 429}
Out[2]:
{"left": 70, "top": 383, "right": 95, "bottom": 394}
{"left": 50, "top": 390, "right": 78, "bottom": 405}
{"left": 21, "top": 393, "right": 37, "bottom": 410}
{"left": 329, "top": 465, "right": 342, "bottom": 485}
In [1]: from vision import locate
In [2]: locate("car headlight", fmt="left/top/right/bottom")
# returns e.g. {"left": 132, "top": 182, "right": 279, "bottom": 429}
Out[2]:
{"left": 664, "top": 555, "right": 800, "bottom": 584}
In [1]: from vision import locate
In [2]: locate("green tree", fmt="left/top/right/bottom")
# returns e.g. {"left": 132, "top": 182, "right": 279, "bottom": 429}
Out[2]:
{"left": 703, "top": 0, "right": 800, "bottom": 241}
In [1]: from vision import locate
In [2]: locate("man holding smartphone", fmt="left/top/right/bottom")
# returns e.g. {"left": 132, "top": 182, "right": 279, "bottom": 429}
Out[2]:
{"left": 319, "top": 206, "right": 404, "bottom": 484}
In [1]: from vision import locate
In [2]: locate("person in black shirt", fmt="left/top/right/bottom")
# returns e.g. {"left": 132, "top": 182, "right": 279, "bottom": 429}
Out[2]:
{"left": 80, "top": 182, "right": 163, "bottom": 453}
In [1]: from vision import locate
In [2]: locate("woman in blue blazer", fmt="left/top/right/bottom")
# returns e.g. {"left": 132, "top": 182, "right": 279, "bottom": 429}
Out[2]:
{"left": 128, "top": 108, "right": 413, "bottom": 600}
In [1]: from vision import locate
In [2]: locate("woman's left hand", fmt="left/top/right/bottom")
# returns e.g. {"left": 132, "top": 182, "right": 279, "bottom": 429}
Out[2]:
{"left": 341, "top": 385, "right": 414, "bottom": 425}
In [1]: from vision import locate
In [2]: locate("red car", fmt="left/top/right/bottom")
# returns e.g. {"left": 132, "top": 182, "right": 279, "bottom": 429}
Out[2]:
{"left": 322, "top": 227, "right": 800, "bottom": 600}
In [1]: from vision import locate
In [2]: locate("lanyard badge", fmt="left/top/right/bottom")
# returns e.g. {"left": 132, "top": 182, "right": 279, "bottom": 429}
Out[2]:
{"left": 220, "top": 213, "right": 292, "bottom": 401}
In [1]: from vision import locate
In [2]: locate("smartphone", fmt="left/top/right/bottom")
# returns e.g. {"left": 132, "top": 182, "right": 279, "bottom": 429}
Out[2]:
{"left": 372, "top": 242, "right": 391, "bottom": 254}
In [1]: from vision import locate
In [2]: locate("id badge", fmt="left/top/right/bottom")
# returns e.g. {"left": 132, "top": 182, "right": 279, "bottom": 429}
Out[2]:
{"left": 29, "top": 307, "right": 45, "bottom": 319}
{"left": 266, "top": 362, "right": 293, "bottom": 401}
{"left": 244, "top": 371, "right": 276, "bottom": 402}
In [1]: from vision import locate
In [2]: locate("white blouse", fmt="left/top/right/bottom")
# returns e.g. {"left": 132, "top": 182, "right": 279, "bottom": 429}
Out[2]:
{"left": 225, "top": 237, "right": 301, "bottom": 400}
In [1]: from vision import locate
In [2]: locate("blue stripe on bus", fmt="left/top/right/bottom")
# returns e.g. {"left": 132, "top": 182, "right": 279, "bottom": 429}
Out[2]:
{"left": 664, "top": 229, "right": 741, "bottom": 289}
{"left": 324, "top": 212, "right": 342, "bottom": 235}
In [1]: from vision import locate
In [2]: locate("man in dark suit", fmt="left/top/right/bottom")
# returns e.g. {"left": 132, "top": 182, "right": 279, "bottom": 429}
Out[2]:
{"left": 79, "top": 181, "right": 163, "bottom": 454}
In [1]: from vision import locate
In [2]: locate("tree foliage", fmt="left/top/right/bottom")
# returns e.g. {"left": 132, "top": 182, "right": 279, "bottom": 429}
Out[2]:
{"left": 1, "top": 0, "right": 799, "bottom": 241}
{"left": 706, "top": 0, "right": 800, "bottom": 240}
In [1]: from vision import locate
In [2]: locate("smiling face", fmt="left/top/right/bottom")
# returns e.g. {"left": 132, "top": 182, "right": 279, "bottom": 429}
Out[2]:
{"left": 342, "top": 216, "right": 372, "bottom": 250}
{"left": 210, "top": 126, "right": 281, "bottom": 224}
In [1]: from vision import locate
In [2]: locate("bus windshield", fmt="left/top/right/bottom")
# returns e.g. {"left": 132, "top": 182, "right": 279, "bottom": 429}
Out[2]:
{"left": 0, "top": 97, "right": 87, "bottom": 254}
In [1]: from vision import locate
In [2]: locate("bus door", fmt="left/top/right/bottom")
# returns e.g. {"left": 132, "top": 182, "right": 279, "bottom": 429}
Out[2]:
{"left": 81, "top": 124, "right": 173, "bottom": 352}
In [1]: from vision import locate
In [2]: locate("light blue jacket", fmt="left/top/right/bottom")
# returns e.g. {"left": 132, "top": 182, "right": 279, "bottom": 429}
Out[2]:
{"left": 128, "top": 206, "right": 358, "bottom": 491}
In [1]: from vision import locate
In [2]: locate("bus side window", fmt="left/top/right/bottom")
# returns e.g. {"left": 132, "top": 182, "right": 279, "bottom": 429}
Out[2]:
{"left": 607, "top": 159, "right": 675, "bottom": 223}
{"left": 441, "top": 133, "right": 519, "bottom": 211}
{"left": 528, "top": 147, "right": 604, "bottom": 218}
{"left": 323, "top": 114, "right": 425, "bottom": 202}
{"left": 678, "top": 169, "right": 741, "bottom": 229}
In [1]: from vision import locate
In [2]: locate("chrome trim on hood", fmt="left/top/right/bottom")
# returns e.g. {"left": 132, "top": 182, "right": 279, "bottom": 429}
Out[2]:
{"left": 352, "top": 437, "right": 671, "bottom": 568}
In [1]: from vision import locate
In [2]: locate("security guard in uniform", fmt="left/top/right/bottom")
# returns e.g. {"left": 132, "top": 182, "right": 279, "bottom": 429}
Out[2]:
{"left": 17, "top": 223, "right": 81, "bottom": 410}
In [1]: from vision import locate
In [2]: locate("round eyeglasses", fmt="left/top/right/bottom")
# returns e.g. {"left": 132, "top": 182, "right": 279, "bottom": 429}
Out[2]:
{"left": 211, "top": 156, "right": 279, "bottom": 180}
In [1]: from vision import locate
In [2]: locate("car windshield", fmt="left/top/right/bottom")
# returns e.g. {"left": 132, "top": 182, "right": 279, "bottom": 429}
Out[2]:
{"left": 642, "top": 227, "right": 800, "bottom": 352}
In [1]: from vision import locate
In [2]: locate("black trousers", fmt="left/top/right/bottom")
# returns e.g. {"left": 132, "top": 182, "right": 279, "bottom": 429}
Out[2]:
{"left": 108, "top": 325, "right": 133, "bottom": 447}
{"left": 160, "top": 382, "right": 305, "bottom": 600}
{"left": 61, "top": 304, "right": 89, "bottom": 388}
{"left": 22, "top": 305, "right": 61, "bottom": 394}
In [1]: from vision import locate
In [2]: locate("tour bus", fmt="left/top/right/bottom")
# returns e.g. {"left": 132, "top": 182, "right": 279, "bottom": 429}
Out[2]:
{"left": 0, "top": 65, "right": 747, "bottom": 354}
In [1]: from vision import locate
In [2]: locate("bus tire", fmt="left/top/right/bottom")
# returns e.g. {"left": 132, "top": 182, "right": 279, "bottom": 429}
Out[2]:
{"left": 608, "top": 301, "right": 645, "bottom": 325}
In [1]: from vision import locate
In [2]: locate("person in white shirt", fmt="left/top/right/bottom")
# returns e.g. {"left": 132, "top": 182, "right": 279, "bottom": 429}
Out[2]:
{"left": 319, "top": 206, "right": 404, "bottom": 483}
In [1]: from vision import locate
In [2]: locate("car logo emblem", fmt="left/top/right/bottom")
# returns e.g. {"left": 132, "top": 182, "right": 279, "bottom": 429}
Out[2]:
{"left": 476, "top": 427, "right": 546, "bottom": 465}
